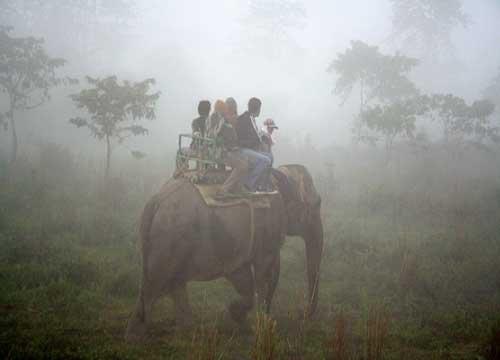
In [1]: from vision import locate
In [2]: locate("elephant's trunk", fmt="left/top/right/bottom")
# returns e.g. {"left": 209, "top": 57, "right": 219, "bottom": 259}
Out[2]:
{"left": 304, "top": 205, "right": 323, "bottom": 318}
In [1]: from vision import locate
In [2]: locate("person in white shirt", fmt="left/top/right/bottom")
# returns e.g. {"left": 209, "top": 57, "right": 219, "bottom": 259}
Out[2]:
{"left": 260, "top": 118, "right": 278, "bottom": 165}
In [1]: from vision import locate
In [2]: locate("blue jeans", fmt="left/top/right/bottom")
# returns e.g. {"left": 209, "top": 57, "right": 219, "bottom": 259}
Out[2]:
{"left": 240, "top": 148, "right": 271, "bottom": 191}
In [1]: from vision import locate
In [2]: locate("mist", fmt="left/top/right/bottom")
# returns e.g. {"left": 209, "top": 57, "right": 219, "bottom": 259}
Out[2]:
{"left": 2, "top": 0, "right": 500, "bottom": 358}
{"left": 2, "top": 0, "right": 499, "bottom": 157}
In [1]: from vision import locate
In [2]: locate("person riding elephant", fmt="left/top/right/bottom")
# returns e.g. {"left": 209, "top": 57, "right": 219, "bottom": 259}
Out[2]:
{"left": 192, "top": 100, "right": 211, "bottom": 138}
{"left": 124, "top": 164, "right": 323, "bottom": 341}
{"left": 206, "top": 100, "right": 226, "bottom": 139}
{"left": 235, "top": 97, "right": 272, "bottom": 192}
{"left": 210, "top": 100, "right": 249, "bottom": 197}
{"left": 260, "top": 118, "right": 278, "bottom": 166}
{"left": 224, "top": 97, "right": 238, "bottom": 126}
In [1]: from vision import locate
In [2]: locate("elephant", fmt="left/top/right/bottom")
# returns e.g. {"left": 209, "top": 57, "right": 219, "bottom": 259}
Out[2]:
{"left": 125, "top": 164, "right": 323, "bottom": 341}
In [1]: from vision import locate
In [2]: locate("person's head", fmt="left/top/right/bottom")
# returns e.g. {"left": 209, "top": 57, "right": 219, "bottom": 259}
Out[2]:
{"left": 225, "top": 97, "right": 238, "bottom": 116}
{"left": 263, "top": 118, "right": 278, "bottom": 134}
{"left": 214, "top": 99, "right": 226, "bottom": 115}
{"left": 198, "top": 100, "right": 211, "bottom": 117}
{"left": 248, "top": 97, "right": 262, "bottom": 117}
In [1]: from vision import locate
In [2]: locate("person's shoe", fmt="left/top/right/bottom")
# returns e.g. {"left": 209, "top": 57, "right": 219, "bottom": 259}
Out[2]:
{"left": 214, "top": 190, "right": 233, "bottom": 200}
{"left": 256, "top": 185, "right": 275, "bottom": 193}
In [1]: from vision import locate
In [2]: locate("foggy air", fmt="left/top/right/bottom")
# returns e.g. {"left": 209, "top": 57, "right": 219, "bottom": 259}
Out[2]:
{"left": 1, "top": 1, "right": 500, "bottom": 359}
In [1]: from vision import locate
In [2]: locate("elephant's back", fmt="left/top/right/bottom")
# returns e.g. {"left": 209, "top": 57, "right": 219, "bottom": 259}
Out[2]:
{"left": 151, "top": 178, "right": 206, "bottom": 230}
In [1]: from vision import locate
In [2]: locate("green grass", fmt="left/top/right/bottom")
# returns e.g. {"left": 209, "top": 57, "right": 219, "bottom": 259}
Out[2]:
{"left": 1, "top": 147, "right": 500, "bottom": 359}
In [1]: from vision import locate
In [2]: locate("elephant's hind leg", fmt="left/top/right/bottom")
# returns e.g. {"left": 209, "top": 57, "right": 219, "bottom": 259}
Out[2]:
{"left": 226, "top": 265, "right": 255, "bottom": 325}
{"left": 125, "top": 279, "right": 158, "bottom": 342}
{"left": 125, "top": 251, "right": 180, "bottom": 341}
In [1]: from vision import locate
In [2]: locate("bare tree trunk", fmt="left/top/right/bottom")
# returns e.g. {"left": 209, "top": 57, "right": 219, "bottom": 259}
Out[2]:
{"left": 353, "top": 78, "right": 366, "bottom": 144}
{"left": 8, "top": 105, "right": 17, "bottom": 165}
{"left": 360, "top": 77, "right": 365, "bottom": 114}
{"left": 105, "top": 135, "right": 111, "bottom": 178}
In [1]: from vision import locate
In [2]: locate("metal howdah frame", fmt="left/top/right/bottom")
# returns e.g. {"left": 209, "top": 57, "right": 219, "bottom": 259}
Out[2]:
{"left": 176, "top": 134, "right": 223, "bottom": 170}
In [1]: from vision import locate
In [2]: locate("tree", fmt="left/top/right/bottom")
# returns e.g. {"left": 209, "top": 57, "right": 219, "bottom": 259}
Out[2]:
{"left": 328, "top": 41, "right": 419, "bottom": 145}
{"left": 0, "top": 0, "right": 135, "bottom": 59}
{"left": 69, "top": 76, "right": 160, "bottom": 177}
{"left": 242, "top": 0, "right": 306, "bottom": 58}
{"left": 389, "top": 0, "right": 468, "bottom": 58}
{"left": 426, "top": 94, "right": 498, "bottom": 147}
{"left": 360, "top": 96, "right": 427, "bottom": 156}
{"left": 0, "top": 26, "right": 67, "bottom": 164}
{"left": 328, "top": 41, "right": 419, "bottom": 112}
{"left": 483, "top": 69, "right": 500, "bottom": 122}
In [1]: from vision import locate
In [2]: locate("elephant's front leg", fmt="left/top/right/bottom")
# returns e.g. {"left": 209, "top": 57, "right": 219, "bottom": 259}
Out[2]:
{"left": 254, "top": 254, "right": 280, "bottom": 313}
{"left": 170, "top": 284, "right": 194, "bottom": 328}
{"left": 264, "top": 256, "right": 280, "bottom": 314}
{"left": 226, "top": 265, "right": 255, "bottom": 326}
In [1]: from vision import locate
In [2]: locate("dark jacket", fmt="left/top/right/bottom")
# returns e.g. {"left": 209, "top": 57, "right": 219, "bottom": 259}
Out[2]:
{"left": 192, "top": 115, "right": 208, "bottom": 137}
{"left": 235, "top": 111, "right": 261, "bottom": 150}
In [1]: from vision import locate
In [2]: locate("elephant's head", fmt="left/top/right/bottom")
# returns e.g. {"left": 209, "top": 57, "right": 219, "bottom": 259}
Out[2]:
{"left": 273, "top": 164, "right": 324, "bottom": 317}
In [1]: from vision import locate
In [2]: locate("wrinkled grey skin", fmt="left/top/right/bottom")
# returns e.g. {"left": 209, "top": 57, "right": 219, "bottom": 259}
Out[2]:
{"left": 125, "top": 164, "right": 323, "bottom": 341}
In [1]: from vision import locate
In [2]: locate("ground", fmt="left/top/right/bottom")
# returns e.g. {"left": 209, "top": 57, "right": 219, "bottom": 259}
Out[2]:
{"left": 1, "top": 150, "right": 500, "bottom": 359}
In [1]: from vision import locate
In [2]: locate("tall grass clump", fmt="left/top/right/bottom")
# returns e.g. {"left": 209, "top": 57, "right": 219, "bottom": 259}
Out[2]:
{"left": 252, "top": 311, "right": 280, "bottom": 360}
{"left": 326, "top": 311, "right": 350, "bottom": 360}
{"left": 485, "top": 318, "right": 500, "bottom": 360}
{"left": 365, "top": 305, "right": 390, "bottom": 360}
{"left": 187, "top": 323, "right": 224, "bottom": 360}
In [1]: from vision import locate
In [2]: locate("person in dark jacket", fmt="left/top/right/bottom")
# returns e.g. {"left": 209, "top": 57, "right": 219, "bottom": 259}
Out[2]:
{"left": 191, "top": 100, "right": 211, "bottom": 137}
{"left": 235, "top": 97, "right": 272, "bottom": 192}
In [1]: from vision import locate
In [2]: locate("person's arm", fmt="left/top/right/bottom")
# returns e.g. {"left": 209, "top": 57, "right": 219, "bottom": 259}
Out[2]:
{"left": 250, "top": 120, "right": 262, "bottom": 147}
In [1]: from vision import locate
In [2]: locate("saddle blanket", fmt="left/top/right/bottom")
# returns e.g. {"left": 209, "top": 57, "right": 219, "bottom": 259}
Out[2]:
{"left": 194, "top": 184, "right": 278, "bottom": 208}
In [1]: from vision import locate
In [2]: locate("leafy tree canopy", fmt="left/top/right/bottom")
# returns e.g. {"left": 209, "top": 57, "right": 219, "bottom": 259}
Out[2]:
{"left": 0, "top": 0, "right": 135, "bottom": 59}
{"left": 69, "top": 75, "right": 160, "bottom": 176}
{"left": 390, "top": 0, "right": 468, "bottom": 57}
{"left": 242, "top": 0, "right": 306, "bottom": 58}
{"left": 358, "top": 93, "right": 497, "bottom": 153}
{"left": 483, "top": 69, "right": 500, "bottom": 110}
{"left": 328, "top": 40, "right": 419, "bottom": 107}
{"left": 425, "top": 94, "right": 498, "bottom": 144}
{"left": 247, "top": 0, "right": 306, "bottom": 36}
{"left": 0, "top": 0, "right": 135, "bottom": 24}
{"left": 0, "top": 26, "right": 67, "bottom": 113}
{"left": 360, "top": 96, "right": 428, "bottom": 147}
{"left": 0, "top": 26, "right": 69, "bottom": 163}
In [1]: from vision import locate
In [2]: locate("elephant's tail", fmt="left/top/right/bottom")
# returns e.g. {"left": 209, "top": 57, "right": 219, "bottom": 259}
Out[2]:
{"left": 140, "top": 196, "right": 160, "bottom": 244}
{"left": 139, "top": 179, "right": 189, "bottom": 279}
{"left": 139, "top": 194, "right": 162, "bottom": 285}
{"left": 129, "top": 195, "right": 161, "bottom": 326}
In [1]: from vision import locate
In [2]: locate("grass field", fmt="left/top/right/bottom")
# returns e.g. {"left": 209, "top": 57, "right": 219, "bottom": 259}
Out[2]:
{"left": 1, "top": 144, "right": 500, "bottom": 359}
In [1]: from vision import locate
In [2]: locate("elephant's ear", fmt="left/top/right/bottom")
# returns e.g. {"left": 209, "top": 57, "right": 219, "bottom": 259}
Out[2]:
{"left": 277, "top": 165, "right": 321, "bottom": 222}
{"left": 271, "top": 168, "right": 299, "bottom": 203}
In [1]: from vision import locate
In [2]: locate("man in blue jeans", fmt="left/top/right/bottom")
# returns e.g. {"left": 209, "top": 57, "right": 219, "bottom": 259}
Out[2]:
{"left": 235, "top": 97, "right": 272, "bottom": 192}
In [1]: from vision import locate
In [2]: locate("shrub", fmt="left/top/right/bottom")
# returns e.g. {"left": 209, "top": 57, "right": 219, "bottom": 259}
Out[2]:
{"left": 104, "top": 269, "right": 140, "bottom": 298}
{"left": 326, "top": 311, "right": 350, "bottom": 360}
{"left": 252, "top": 311, "right": 280, "bottom": 360}
{"left": 485, "top": 318, "right": 500, "bottom": 360}
{"left": 187, "top": 324, "right": 223, "bottom": 360}
{"left": 365, "top": 304, "right": 390, "bottom": 360}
